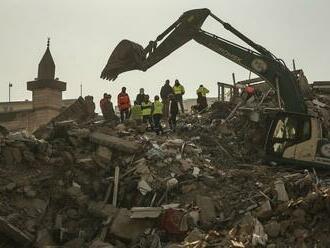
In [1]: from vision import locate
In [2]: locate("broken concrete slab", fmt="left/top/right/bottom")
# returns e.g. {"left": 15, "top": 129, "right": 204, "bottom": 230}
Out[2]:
{"left": 96, "top": 146, "right": 112, "bottom": 162}
{"left": 195, "top": 195, "right": 216, "bottom": 227}
{"left": 88, "top": 201, "right": 118, "bottom": 219}
{"left": 130, "top": 207, "right": 162, "bottom": 219}
{"left": 274, "top": 180, "right": 289, "bottom": 202}
{"left": 109, "top": 208, "right": 154, "bottom": 241}
{"left": 90, "top": 132, "right": 141, "bottom": 154}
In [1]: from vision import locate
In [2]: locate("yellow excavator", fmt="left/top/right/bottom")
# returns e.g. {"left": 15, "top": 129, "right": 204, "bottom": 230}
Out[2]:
{"left": 101, "top": 8, "right": 330, "bottom": 168}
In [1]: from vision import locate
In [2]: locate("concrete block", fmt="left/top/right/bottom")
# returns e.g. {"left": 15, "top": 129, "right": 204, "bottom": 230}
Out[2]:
{"left": 91, "top": 132, "right": 141, "bottom": 154}
{"left": 195, "top": 195, "right": 216, "bottom": 227}
{"left": 109, "top": 208, "right": 154, "bottom": 241}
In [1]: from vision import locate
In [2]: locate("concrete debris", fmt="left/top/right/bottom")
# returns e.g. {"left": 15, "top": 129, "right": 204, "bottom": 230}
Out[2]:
{"left": 0, "top": 101, "right": 330, "bottom": 247}
{"left": 274, "top": 180, "right": 289, "bottom": 202}
{"left": 130, "top": 207, "right": 162, "bottom": 219}
{"left": 90, "top": 132, "right": 141, "bottom": 153}
{"left": 252, "top": 218, "right": 268, "bottom": 246}
{"left": 109, "top": 208, "right": 154, "bottom": 241}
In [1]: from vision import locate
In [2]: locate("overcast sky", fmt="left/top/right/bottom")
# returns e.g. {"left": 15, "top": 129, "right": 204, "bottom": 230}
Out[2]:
{"left": 0, "top": 0, "right": 329, "bottom": 112}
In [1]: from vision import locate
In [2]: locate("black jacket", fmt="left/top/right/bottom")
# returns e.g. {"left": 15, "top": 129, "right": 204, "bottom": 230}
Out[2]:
{"left": 135, "top": 94, "right": 145, "bottom": 105}
{"left": 160, "top": 84, "right": 173, "bottom": 100}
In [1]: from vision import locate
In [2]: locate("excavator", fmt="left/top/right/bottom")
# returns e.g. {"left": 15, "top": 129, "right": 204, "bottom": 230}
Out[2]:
{"left": 101, "top": 8, "right": 330, "bottom": 168}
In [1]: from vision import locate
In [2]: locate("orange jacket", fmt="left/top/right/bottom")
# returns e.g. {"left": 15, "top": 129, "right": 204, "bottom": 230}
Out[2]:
{"left": 117, "top": 92, "right": 131, "bottom": 110}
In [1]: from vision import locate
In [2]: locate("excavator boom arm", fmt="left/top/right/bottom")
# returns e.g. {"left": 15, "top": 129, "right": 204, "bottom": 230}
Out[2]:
{"left": 193, "top": 30, "right": 306, "bottom": 113}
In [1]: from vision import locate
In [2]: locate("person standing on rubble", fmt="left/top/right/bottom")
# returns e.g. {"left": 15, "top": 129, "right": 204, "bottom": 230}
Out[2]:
{"left": 130, "top": 101, "right": 143, "bottom": 123}
{"left": 196, "top": 84, "right": 209, "bottom": 111}
{"left": 141, "top": 95, "right": 153, "bottom": 129}
{"left": 117, "top": 87, "right": 131, "bottom": 122}
{"left": 243, "top": 84, "right": 255, "bottom": 101}
{"left": 100, "top": 93, "right": 117, "bottom": 121}
{"left": 84, "top": 95, "right": 96, "bottom": 119}
{"left": 173, "top": 79, "right": 185, "bottom": 113}
{"left": 152, "top": 95, "right": 164, "bottom": 135}
{"left": 160, "top": 79, "right": 173, "bottom": 120}
{"left": 169, "top": 94, "right": 179, "bottom": 131}
{"left": 135, "top": 88, "right": 145, "bottom": 105}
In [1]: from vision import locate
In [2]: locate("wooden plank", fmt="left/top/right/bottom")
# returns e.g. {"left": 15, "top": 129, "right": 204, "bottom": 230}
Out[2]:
{"left": 112, "top": 166, "right": 120, "bottom": 207}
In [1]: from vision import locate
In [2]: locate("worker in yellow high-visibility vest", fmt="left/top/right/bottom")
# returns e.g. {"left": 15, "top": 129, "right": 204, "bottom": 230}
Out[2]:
{"left": 152, "top": 95, "right": 164, "bottom": 135}
{"left": 196, "top": 84, "right": 209, "bottom": 97}
{"left": 141, "top": 95, "right": 153, "bottom": 129}
{"left": 130, "top": 101, "right": 143, "bottom": 123}
{"left": 172, "top": 79, "right": 185, "bottom": 113}
{"left": 196, "top": 84, "right": 209, "bottom": 111}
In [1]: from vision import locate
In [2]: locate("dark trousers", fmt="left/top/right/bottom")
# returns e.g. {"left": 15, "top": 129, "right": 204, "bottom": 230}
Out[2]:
{"left": 175, "top": 94, "right": 184, "bottom": 113}
{"left": 120, "top": 109, "right": 129, "bottom": 122}
{"left": 162, "top": 98, "right": 170, "bottom": 119}
{"left": 169, "top": 114, "right": 177, "bottom": 131}
{"left": 143, "top": 115, "right": 153, "bottom": 128}
{"left": 153, "top": 114, "right": 163, "bottom": 135}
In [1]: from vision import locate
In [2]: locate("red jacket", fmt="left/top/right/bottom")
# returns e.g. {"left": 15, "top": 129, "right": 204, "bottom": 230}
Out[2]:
{"left": 117, "top": 92, "right": 131, "bottom": 111}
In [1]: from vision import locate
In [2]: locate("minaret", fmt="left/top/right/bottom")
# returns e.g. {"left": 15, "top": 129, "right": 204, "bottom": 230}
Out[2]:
{"left": 27, "top": 39, "right": 67, "bottom": 127}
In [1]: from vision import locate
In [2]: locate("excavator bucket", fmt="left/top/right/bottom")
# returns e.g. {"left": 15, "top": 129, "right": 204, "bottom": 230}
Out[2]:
{"left": 101, "top": 40, "right": 145, "bottom": 81}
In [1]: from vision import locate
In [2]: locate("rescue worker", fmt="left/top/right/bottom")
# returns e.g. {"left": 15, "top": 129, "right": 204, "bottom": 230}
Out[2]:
{"left": 141, "top": 95, "right": 153, "bottom": 129}
{"left": 196, "top": 92, "right": 208, "bottom": 112}
{"left": 152, "top": 95, "right": 163, "bottom": 135}
{"left": 117, "top": 87, "right": 131, "bottom": 122}
{"left": 196, "top": 85, "right": 209, "bottom": 110}
{"left": 173, "top": 79, "right": 185, "bottom": 113}
{"left": 130, "top": 101, "right": 143, "bottom": 123}
{"left": 196, "top": 85, "right": 209, "bottom": 98}
{"left": 160, "top": 79, "right": 173, "bottom": 120}
{"left": 243, "top": 84, "right": 255, "bottom": 101}
{"left": 100, "top": 93, "right": 116, "bottom": 121}
{"left": 84, "top": 95, "right": 96, "bottom": 119}
{"left": 135, "top": 88, "right": 145, "bottom": 105}
{"left": 168, "top": 94, "right": 178, "bottom": 131}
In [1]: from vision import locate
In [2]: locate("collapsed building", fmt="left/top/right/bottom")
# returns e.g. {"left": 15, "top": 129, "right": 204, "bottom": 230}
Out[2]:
{"left": 0, "top": 94, "right": 330, "bottom": 247}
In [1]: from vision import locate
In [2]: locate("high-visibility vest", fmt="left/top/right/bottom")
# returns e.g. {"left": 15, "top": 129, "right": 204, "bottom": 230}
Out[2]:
{"left": 196, "top": 87, "right": 209, "bottom": 97}
{"left": 152, "top": 100, "right": 163, "bottom": 115}
{"left": 141, "top": 101, "right": 152, "bottom": 116}
{"left": 173, "top": 85, "right": 185, "bottom": 95}
{"left": 130, "top": 105, "right": 142, "bottom": 120}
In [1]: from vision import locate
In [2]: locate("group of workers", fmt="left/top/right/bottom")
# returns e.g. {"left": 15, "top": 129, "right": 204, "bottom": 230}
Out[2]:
{"left": 100, "top": 79, "right": 210, "bottom": 134}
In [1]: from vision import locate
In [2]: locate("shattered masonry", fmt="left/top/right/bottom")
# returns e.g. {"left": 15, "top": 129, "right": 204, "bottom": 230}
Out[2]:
{"left": 1, "top": 97, "right": 330, "bottom": 247}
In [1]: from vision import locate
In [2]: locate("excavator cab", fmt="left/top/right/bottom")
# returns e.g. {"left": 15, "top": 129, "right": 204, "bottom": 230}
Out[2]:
{"left": 265, "top": 112, "right": 330, "bottom": 168}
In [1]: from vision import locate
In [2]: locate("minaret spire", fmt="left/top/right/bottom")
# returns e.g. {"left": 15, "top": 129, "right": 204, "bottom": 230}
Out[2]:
{"left": 37, "top": 38, "right": 55, "bottom": 79}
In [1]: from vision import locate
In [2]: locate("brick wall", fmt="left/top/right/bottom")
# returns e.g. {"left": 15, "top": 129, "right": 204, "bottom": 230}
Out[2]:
{"left": 0, "top": 108, "right": 60, "bottom": 133}
{"left": 0, "top": 111, "right": 37, "bottom": 132}
{"left": 32, "top": 88, "right": 62, "bottom": 110}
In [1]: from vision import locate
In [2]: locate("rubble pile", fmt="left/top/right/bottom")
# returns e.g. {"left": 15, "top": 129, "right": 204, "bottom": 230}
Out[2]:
{"left": 178, "top": 102, "right": 268, "bottom": 164}
{"left": 0, "top": 110, "right": 330, "bottom": 247}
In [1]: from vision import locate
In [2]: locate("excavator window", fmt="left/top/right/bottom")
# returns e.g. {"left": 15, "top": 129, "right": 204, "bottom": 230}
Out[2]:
{"left": 269, "top": 115, "right": 311, "bottom": 155}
